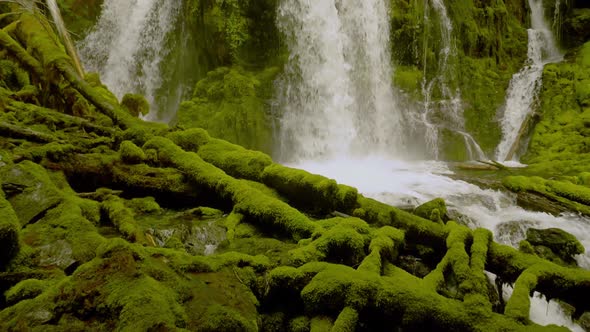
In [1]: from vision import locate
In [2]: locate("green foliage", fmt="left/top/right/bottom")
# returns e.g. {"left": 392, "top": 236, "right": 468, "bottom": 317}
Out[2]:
{"left": 390, "top": 0, "right": 528, "bottom": 157}
{"left": 177, "top": 66, "right": 278, "bottom": 153}
{"left": 522, "top": 42, "right": 590, "bottom": 175}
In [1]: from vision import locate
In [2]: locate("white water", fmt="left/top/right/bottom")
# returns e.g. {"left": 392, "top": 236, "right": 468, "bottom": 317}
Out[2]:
{"left": 496, "top": 0, "right": 563, "bottom": 162}
{"left": 78, "top": 0, "right": 182, "bottom": 121}
{"left": 291, "top": 158, "right": 589, "bottom": 330}
{"left": 413, "top": 0, "right": 485, "bottom": 160}
{"left": 500, "top": 287, "right": 585, "bottom": 332}
{"left": 275, "top": 0, "right": 403, "bottom": 161}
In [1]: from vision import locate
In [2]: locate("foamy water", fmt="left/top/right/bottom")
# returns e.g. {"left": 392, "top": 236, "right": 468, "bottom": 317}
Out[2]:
{"left": 292, "top": 157, "right": 589, "bottom": 330}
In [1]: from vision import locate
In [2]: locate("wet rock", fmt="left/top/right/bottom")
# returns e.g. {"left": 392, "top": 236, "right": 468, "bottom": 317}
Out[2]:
{"left": 150, "top": 220, "right": 227, "bottom": 256}
{"left": 1, "top": 161, "right": 63, "bottom": 225}
{"left": 494, "top": 220, "right": 536, "bottom": 247}
{"left": 413, "top": 198, "right": 448, "bottom": 223}
{"left": 26, "top": 308, "right": 53, "bottom": 325}
{"left": 526, "top": 228, "right": 585, "bottom": 264}
{"left": 397, "top": 255, "right": 431, "bottom": 278}
{"left": 579, "top": 312, "right": 590, "bottom": 332}
{"left": 36, "top": 239, "right": 76, "bottom": 269}
{"left": 0, "top": 189, "right": 20, "bottom": 267}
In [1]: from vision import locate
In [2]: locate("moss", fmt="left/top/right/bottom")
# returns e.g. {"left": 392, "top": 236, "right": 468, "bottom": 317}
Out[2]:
{"left": 198, "top": 304, "right": 256, "bottom": 332}
{"left": 176, "top": 67, "right": 278, "bottom": 153}
{"left": 121, "top": 93, "right": 149, "bottom": 117}
{"left": 522, "top": 43, "right": 590, "bottom": 175}
{"left": 144, "top": 136, "right": 318, "bottom": 241}
{"left": 526, "top": 228, "right": 585, "bottom": 263}
{"left": 309, "top": 316, "right": 333, "bottom": 332}
{"left": 119, "top": 140, "right": 146, "bottom": 164}
{"left": 55, "top": 0, "right": 103, "bottom": 39}
{"left": 262, "top": 164, "right": 358, "bottom": 214}
{"left": 331, "top": 307, "right": 358, "bottom": 332}
{"left": 504, "top": 271, "right": 537, "bottom": 322}
{"left": 289, "top": 218, "right": 372, "bottom": 267}
{"left": 125, "top": 196, "right": 161, "bottom": 215}
{"left": 503, "top": 176, "right": 590, "bottom": 215}
{"left": 1, "top": 160, "right": 64, "bottom": 225}
{"left": 198, "top": 137, "right": 273, "bottom": 181}
{"left": 167, "top": 127, "right": 211, "bottom": 152}
{"left": 4, "top": 279, "right": 51, "bottom": 305}
{"left": 288, "top": 316, "right": 310, "bottom": 332}
{"left": 0, "top": 188, "right": 20, "bottom": 268}
{"left": 100, "top": 196, "right": 145, "bottom": 244}
{"left": 413, "top": 198, "right": 448, "bottom": 223}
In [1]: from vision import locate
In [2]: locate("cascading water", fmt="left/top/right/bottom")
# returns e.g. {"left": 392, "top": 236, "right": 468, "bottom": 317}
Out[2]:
{"left": 275, "top": 0, "right": 403, "bottom": 161}
{"left": 496, "top": 0, "right": 563, "bottom": 162}
{"left": 78, "top": 0, "right": 183, "bottom": 121}
{"left": 277, "top": 0, "right": 588, "bottom": 329}
{"left": 413, "top": 0, "right": 485, "bottom": 160}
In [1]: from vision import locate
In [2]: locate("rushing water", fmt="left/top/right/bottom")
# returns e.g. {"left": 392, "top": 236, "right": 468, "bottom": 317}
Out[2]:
{"left": 291, "top": 158, "right": 588, "bottom": 330}
{"left": 496, "top": 0, "right": 563, "bottom": 162}
{"left": 79, "top": 0, "right": 183, "bottom": 121}
{"left": 275, "top": 1, "right": 587, "bottom": 329}
{"left": 411, "top": 0, "right": 485, "bottom": 160}
{"left": 275, "top": 0, "right": 403, "bottom": 161}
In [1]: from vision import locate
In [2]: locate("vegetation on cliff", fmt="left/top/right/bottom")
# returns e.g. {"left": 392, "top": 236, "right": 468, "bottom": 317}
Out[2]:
{"left": 1, "top": 2, "right": 590, "bottom": 331}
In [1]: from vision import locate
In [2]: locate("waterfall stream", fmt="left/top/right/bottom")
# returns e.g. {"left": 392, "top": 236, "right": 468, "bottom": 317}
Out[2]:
{"left": 414, "top": 0, "right": 485, "bottom": 160}
{"left": 496, "top": 0, "right": 563, "bottom": 162}
{"left": 277, "top": 1, "right": 587, "bottom": 330}
{"left": 275, "top": 0, "right": 403, "bottom": 161}
{"left": 78, "top": 0, "right": 183, "bottom": 122}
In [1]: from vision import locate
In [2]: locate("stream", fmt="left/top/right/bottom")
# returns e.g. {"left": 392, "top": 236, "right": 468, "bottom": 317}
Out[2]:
{"left": 291, "top": 157, "right": 588, "bottom": 331}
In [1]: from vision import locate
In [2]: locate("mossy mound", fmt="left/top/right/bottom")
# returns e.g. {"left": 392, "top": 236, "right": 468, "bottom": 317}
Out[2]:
{"left": 522, "top": 41, "right": 590, "bottom": 175}
{"left": 177, "top": 66, "right": 279, "bottom": 153}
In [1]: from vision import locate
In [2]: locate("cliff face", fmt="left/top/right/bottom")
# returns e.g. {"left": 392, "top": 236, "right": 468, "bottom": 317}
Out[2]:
{"left": 58, "top": 0, "right": 590, "bottom": 162}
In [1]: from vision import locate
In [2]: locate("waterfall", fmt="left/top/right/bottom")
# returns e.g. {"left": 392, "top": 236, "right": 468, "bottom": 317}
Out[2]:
{"left": 414, "top": 0, "right": 485, "bottom": 160}
{"left": 274, "top": 0, "right": 403, "bottom": 161}
{"left": 78, "top": 0, "right": 183, "bottom": 121}
{"left": 496, "top": 0, "right": 562, "bottom": 162}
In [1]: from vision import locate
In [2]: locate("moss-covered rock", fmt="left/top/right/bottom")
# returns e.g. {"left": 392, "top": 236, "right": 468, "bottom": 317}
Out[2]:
{"left": 1, "top": 161, "right": 64, "bottom": 225}
{"left": 413, "top": 198, "right": 448, "bottom": 224}
{"left": 176, "top": 67, "right": 279, "bottom": 153}
{"left": 526, "top": 227, "right": 585, "bottom": 264}
{"left": 121, "top": 93, "right": 150, "bottom": 117}
{"left": 0, "top": 188, "right": 20, "bottom": 268}
{"left": 119, "top": 140, "right": 147, "bottom": 164}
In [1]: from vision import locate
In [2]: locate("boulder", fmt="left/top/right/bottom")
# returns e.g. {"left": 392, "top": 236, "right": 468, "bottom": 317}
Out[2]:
{"left": 413, "top": 198, "right": 448, "bottom": 224}
{"left": 526, "top": 228, "right": 585, "bottom": 265}
{"left": 0, "top": 189, "right": 20, "bottom": 267}
{"left": 1, "top": 161, "right": 63, "bottom": 225}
